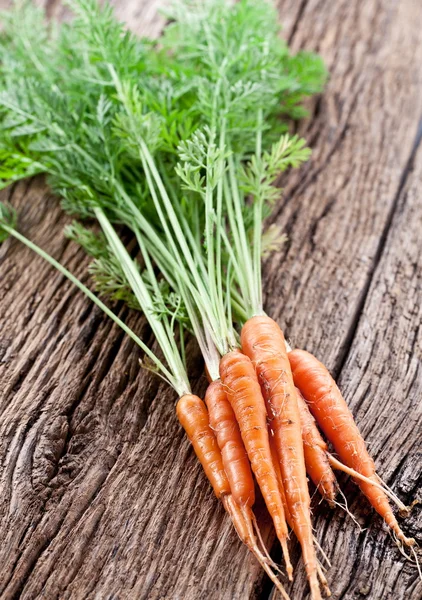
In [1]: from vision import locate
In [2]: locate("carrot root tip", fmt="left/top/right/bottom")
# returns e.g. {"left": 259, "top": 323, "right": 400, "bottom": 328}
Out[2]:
{"left": 410, "top": 546, "right": 422, "bottom": 583}
{"left": 399, "top": 498, "right": 420, "bottom": 518}
{"left": 251, "top": 514, "right": 284, "bottom": 576}
{"left": 316, "top": 560, "right": 331, "bottom": 597}
{"left": 280, "top": 539, "right": 293, "bottom": 581}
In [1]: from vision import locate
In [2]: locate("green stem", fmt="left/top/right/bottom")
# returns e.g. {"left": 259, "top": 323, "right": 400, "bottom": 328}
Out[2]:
{"left": 133, "top": 225, "right": 180, "bottom": 351}
{"left": 140, "top": 142, "right": 207, "bottom": 293}
{"left": 214, "top": 122, "right": 229, "bottom": 343}
{"left": 157, "top": 159, "right": 208, "bottom": 284}
{"left": 222, "top": 176, "right": 247, "bottom": 290}
{"left": 95, "top": 208, "right": 190, "bottom": 396}
{"left": 253, "top": 108, "right": 264, "bottom": 311}
{"left": 4, "top": 224, "right": 175, "bottom": 383}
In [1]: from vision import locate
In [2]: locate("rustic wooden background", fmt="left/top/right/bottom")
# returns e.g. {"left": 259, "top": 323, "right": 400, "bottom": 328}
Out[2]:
{"left": 0, "top": 0, "right": 421, "bottom": 599}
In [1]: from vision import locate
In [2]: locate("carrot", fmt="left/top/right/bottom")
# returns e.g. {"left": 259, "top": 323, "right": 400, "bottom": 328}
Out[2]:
{"left": 269, "top": 430, "right": 293, "bottom": 530}
{"left": 296, "top": 387, "right": 338, "bottom": 505}
{"left": 177, "top": 394, "right": 230, "bottom": 498}
{"left": 205, "top": 380, "right": 255, "bottom": 508}
{"left": 205, "top": 380, "right": 293, "bottom": 593}
{"left": 288, "top": 349, "right": 415, "bottom": 546}
{"left": 176, "top": 394, "right": 290, "bottom": 600}
{"left": 269, "top": 431, "right": 332, "bottom": 598}
{"left": 226, "top": 496, "right": 292, "bottom": 600}
{"left": 241, "top": 316, "right": 321, "bottom": 600}
{"left": 219, "top": 349, "right": 293, "bottom": 580}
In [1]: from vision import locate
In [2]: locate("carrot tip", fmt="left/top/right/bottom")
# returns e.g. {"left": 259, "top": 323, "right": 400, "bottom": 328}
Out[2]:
{"left": 401, "top": 536, "right": 416, "bottom": 547}
{"left": 280, "top": 539, "right": 293, "bottom": 581}
{"left": 399, "top": 498, "right": 419, "bottom": 518}
{"left": 316, "top": 561, "right": 331, "bottom": 597}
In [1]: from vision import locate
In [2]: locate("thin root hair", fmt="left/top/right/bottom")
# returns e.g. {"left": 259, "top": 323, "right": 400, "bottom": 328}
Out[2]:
{"left": 334, "top": 488, "right": 364, "bottom": 532}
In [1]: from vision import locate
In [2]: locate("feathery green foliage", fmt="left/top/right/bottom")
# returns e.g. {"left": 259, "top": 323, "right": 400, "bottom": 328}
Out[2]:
{"left": 0, "top": 0, "right": 326, "bottom": 382}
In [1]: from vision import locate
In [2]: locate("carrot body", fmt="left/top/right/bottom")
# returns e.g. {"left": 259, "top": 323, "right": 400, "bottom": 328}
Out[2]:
{"left": 269, "top": 431, "right": 294, "bottom": 530}
{"left": 296, "top": 387, "right": 338, "bottom": 505}
{"left": 205, "top": 380, "right": 255, "bottom": 507}
{"left": 219, "top": 349, "right": 292, "bottom": 579}
{"left": 178, "top": 394, "right": 290, "bottom": 599}
{"left": 270, "top": 431, "right": 332, "bottom": 597}
{"left": 176, "top": 394, "right": 230, "bottom": 499}
{"left": 241, "top": 316, "right": 321, "bottom": 600}
{"left": 289, "top": 349, "right": 413, "bottom": 545}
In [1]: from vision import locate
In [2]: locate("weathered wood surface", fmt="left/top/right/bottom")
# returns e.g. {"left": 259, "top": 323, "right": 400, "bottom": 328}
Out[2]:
{"left": 0, "top": 0, "right": 421, "bottom": 599}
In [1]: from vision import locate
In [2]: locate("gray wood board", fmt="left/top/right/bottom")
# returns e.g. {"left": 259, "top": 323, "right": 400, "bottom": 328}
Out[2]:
{"left": 0, "top": 0, "right": 421, "bottom": 598}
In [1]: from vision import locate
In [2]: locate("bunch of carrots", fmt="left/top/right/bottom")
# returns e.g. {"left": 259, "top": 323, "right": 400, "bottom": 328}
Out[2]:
{"left": 0, "top": 1, "right": 419, "bottom": 598}
{"left": 180, "top": 327, "right": 417, "bottom": 599}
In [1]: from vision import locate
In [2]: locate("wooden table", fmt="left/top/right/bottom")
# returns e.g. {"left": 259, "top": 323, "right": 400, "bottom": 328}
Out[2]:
{"left": 0, "top": 1, "right": 421, "bottom": 598}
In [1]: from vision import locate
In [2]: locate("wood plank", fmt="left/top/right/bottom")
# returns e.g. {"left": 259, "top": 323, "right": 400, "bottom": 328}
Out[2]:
{"left": 267, "top": 0, "right": 422, "bottom": 372}
{"left": 280, "top": 127, "right": 422, "bottom": 600}
{"left": 0, "top": 0, "right": 421, "bottom": 599}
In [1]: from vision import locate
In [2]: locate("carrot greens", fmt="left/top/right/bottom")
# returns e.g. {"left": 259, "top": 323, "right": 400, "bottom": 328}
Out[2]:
{"left": 0, "top": 0, "right": 324, "bottom": 376}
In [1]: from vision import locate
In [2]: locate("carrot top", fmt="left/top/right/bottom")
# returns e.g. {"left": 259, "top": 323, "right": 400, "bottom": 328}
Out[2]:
{"left": 0, "top": 0, "right": 326, "bottom": 378}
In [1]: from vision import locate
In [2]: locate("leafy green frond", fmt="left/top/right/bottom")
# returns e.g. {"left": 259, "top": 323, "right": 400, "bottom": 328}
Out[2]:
{"left": 0, "top": 147, "right": 44, "bottom": 190}
{"left": 162, "top": 0, "right": 325, "bottom": 151}
{"left": 279, "top": 51, "right": 328, "bottom": 119}
{"left": 0, "top": 0, "right": 326, "bottom": 384}
{"left": 112, "top": 81, "right": 163, "bottom": 155}
{"left": 64, "top": 221, "right": 139, "bottom": 308}
{"left": 64, "top": 221, "right": 108, "bottom": 259}
{"left": 0, "top": 1, "right": 56, "bottom": 81}
{"left": 175, "top": 127, "right": 229, "bottom": 195}
{"left": 65, "top": 0, "right": 145, "bottom": 77}
{"left": 88, "top": 257, "right": 141, "bottom": 309}
{"left": 240, "top": 134, "right": 311, "bottom": 202}
{"left": 149, "top": 280, "right": 191, "bottom": 329}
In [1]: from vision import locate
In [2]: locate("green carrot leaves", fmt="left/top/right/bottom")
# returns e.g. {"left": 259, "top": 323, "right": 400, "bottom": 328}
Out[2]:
{"left": 0, "top": 0, "right": 326, "bottom": 385}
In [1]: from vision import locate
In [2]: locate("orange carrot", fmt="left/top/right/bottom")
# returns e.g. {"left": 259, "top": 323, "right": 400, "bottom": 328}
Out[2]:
{"left": 205, "top": 380, "right": 255, "bottom": 508}
{"left": 176, "top": 394, "right": 290, "bottom": 600}
{"left": 288, "top": 349, "right": 414, "bottom": 546}
{"left": 219, "top": 349, "right": 293, "bottom": 580}
{"left": 269, "top": 431, "right": 332, "bottom": 598}
{"left": 241, "top": 316, "right": 321, "bottom": 600}
{"left": 205, "top": 381, "right": 290, "bottom": 592}
{"left": 177, "top": 394, "right": 230, "bottom": 498}
{"left": 269, "top": 430, "right": 293, "bottom": 530}
{"left": 296, "top": 387, "right": 338, "bottom": 505}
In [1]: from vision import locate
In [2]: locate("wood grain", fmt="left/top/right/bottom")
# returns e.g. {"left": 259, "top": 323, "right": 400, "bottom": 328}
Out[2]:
{"left": 0, "top": 1, "right": 421, "bottom": 599}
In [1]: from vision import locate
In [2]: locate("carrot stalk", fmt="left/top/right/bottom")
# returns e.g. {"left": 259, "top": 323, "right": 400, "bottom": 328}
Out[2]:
{"left": 288, "top": 349, "right": 415, "bottom": 547}
{"left": 220, "top": 349, "right": 293, "bottom": 580}
{"left": 296, "top": 387, "right": 338, "bottom": 505}
{"left": 241, "top": 316, "right": 322, "bottom": 600}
